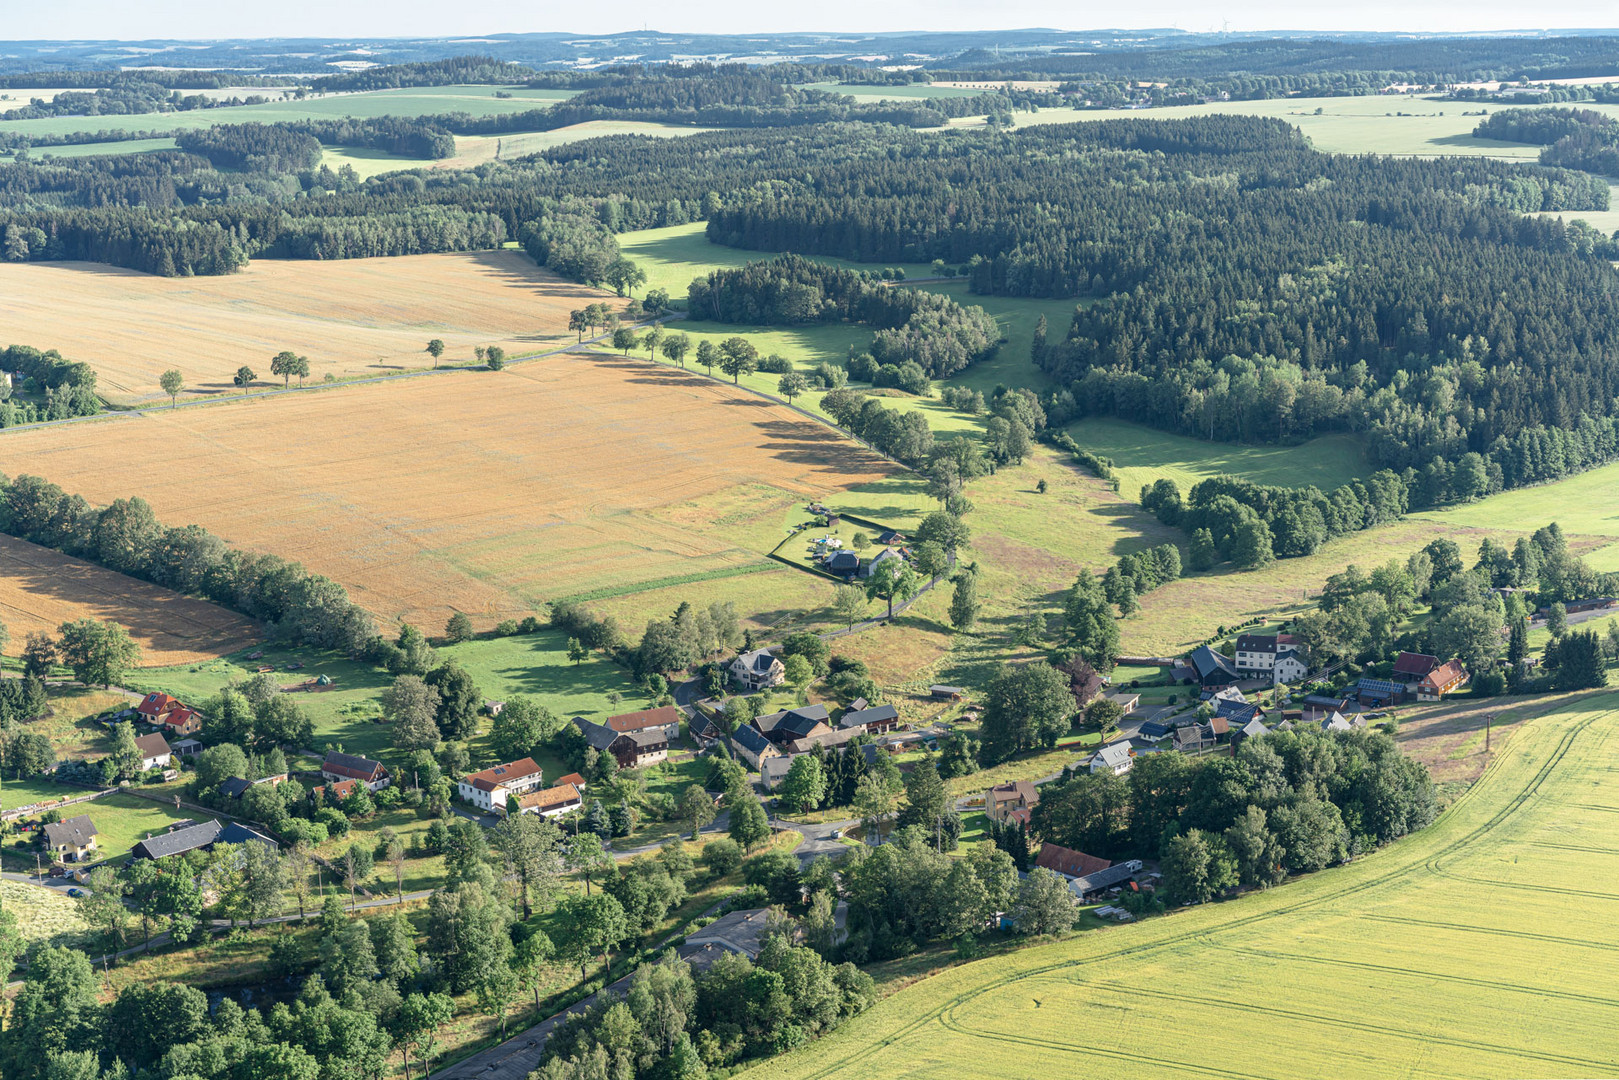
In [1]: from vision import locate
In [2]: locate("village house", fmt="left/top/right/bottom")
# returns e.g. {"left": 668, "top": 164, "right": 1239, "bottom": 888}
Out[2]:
{"left": 134, "top": 732, "right": 172, "bottom": 771}
{"left": 1091, "top": 742, "right": 1134, "bottom": 775}
{"left": 729, "top": 724, "right": 781, "bottom": 770}
{"left": 1232, "top": 633, "right": 1302, "bottom": 676}
{"left": 1174, "top": 723, "right": 1214, "bottom": 754}
{"left": 730, "top": 649, "right": 786, "bottom": 691}
{"left": 985, "top": 780, "right": 1039, "bottom": 823}
{"left": 1299, "top": 695, "right": 1353, "bottom": 724}
{"left": 43, "top": 815, "right": 99, "bottom": 863}
{"left": 604, "top": 705, "right": 684, "bottom": 743}
{"left": 785, "top": 726, "right": 865, "bottom": 755}
{"left": 1392, "top": 652, "right": 1441, "bottom": 685}
{"left": 1215, "top": 698, "right": 1264, "bottom": 727}
{"left": 157, "top": 706, "right": 202, "bottom": 738}
{"left": 554, "top": 771, "right": 587, "bottom": 792}
{"left": 130, "top": 818, "right": 278, "bottom": 862}
{"left": 1234, "top": 716, "right": 1271, "bottom": 744}
{"left": 1034, "top": 843, "right": 1112, "bottom": 881}
{"left": 512, "top": 782, "right": 583, "bottom": 818}
{"left": 860, "top": 547, "right": 904, "bottom": 579}
{"left": 312, "top": 777, "right": 360, "bottom": 805}
{"left": 1355, "top": 677, "right": 1407, "bottom": 708}
{"left": 574, "top": 717, "right": 669, "bottom": 769}
{"left": 135, "top": 691, "right": 184, "bottom": 724}
{"left": 1102, "top": 691, "right": 1140, "bottom": 715}
{"left": 322, "top": 751, "right": 391, "bottom": 791}
{"left": 753, "top": 704, "right": 832, "bottom": 746}
{"left": 1418, "top": 660, "right": 1469, "bottom": 701}
{"left": 838, "top": 700, "right": 900, "bottom": 734}
{"left": 1186, "top": 645, "right": 1239, "bottom": 688}
{"left": 458, "top": 758, "right": 546, "bottom": 813}
{"left": 761, "top": 753, "right": 796, "bottom": 790}
{"left": 1068, "top": 860, "right": 1146, "bottom": 900}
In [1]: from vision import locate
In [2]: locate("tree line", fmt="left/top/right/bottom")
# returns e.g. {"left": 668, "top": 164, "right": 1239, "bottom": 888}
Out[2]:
{"left": 687, "top": 255, "right": 1000, "bottom": 377}
{"left": 0, "top": 474, "right": 377, "bottom": 651}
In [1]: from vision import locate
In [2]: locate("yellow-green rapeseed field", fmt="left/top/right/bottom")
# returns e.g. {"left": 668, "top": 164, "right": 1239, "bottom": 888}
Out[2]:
{"left": 748, "top": 690, "right": 1619, "bottom": 1079}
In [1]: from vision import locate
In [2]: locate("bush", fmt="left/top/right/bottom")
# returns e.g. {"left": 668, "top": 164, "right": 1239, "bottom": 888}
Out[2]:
{"left": 494, "top": 619, "right": 519, "bottom": 636}
{"left": 757, "top": 354, "right": 794, "bottom": 374}
{"left": 518, "top": 616, "right": 542, "bottom": 634}
{"left": 703, "top": 837, "right": 743, "bottom": 877}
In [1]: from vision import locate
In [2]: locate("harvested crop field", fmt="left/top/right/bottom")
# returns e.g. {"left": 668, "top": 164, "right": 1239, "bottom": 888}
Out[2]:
{"left": 0, "top": 252, "right": 627, "bottom": 405}
{"left": 752, "top": 690, "right": 1619, "bottom": 1080}
{"left": 0, "top": 355, "right": 914, "bottom": 631}
{"left": 0, "top": 534, "right": 257, "bottom": 665}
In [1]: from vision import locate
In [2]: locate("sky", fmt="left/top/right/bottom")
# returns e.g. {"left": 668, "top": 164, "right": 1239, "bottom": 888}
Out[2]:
{"left": 3, "top": 1, "right": 1617, "bottom": 41}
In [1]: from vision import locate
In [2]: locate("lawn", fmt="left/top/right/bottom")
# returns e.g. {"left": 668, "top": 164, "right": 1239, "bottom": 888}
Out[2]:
{"left": 1065, "top": 415, "right": 1371, "bottom": 501}
{"left": 750, "top": 691, "right": 1619, "bottom": 1080}
{"left": 133, "top": 629, "right": 640, "bottom": 762}
{"left": 7, "top": 792, "right": 200, "bottom": 868}
{"left": 0, "top": 774, "right": 86, "bottom": 816}
{"left": 28, "top": 687, "right": 129, "bottom": 761}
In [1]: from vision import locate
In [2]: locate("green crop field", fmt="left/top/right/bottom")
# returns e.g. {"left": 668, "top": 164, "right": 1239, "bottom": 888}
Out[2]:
{"left": 751, "top": 690, "right": 1619, "bottom": 1080}
{"left": 1067, "top": 416, "right": 1371, "bottom": 500}
{"left": 0, "top": 84, "right": 574, "bottom": 141}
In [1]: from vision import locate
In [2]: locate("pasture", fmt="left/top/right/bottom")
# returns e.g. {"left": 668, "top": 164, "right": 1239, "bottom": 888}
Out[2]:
{"left": 0, "top": 84, "right": 574, "bottom": 142}
{"left": 137, "top": 628, "right": 637, "bottom": 761}
{"left": 1066, "top": 416, "right": 1371, "bottom": 500}
{"left": 0, "top": 252, "right": 623, "bottom": 405}
{"left": 1412, "top": 461, "right": 1619, "bottom": 568}
{"left": 0, "top": 533, "right": 257, "bottom": 666}
{"left": 751, "top": 691, "right": 1619, "bottom": 1080}
{"left": 0, "top": 354, "right": 922, "bottom": 635}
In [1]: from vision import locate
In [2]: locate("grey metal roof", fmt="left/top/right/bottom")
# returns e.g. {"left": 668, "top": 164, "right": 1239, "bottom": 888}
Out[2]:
{"left": 218, "top": 822, "right": 279, "bottom": 850}
{"left": 1072, "top": 862, "right": 1141, "bottom": 894}
{"left": 132, "top": 819, "right": 223, "bottom": 860}
{"left": 219, "top": 777, "right": 252, "bottom": 799}
{"left": 1189, "top": 646, "right": 1237, "bottom": 681}
{"left": 840, "top": 703, "right": 898, "bottom": 728}
{"left": 573, "top": 717, "right": 623, "bottom": 751}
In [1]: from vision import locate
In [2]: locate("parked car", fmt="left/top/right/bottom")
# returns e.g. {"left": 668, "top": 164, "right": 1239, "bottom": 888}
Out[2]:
{"left": 67, "top": 887, "right": 87, "bottom": 898}
{"left": 829, "top": 829, "right": 842, "bottom": 840}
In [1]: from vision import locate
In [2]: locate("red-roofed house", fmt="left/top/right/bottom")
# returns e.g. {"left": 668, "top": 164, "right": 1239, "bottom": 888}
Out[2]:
{"left": 554, "top": 772, "right": 588, "bottom": 791}
{"left": 136, "top": 692, "right": 183, "bottom": 723}
{"left": 321, "top": 751, "right": 390, "bottom": 792}
{"left": 514, "top": 783, "right": 583, "bottom": 819}
{"left": 458, "top": 758, "right": 545, "bottom": 812}
{"left": 1392, "top": 652, "right": 1441, "bottom": 684}
{"left": 312, "top": 778, "right": 360, "bottom": 805}
{"left": 158, "top": 706, "right": 202, "bottom": 738}
{"left": 1418, "top": 660, "right": 1469, "bottom": 702}
{"left": 1034, "top": 843, "right": 1112, "bottom": 881}
{"left": 605, "top": 706, "right": 683, "bottom": 741}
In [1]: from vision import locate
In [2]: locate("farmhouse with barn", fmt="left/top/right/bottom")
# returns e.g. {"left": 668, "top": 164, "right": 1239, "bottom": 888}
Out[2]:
{"left": 574, "top": 716, "right": 669, "bottom": 769}
{"left": 322, "top": 751, "right": 391, "bottom": 791}
{"left": 458, "top": 758, "right": 546, "bottom": 812}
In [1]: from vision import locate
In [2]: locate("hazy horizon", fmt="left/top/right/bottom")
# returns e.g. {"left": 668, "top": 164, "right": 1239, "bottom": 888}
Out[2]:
{"left": 4, "top": 2, "right": 1617, "bottom": 46}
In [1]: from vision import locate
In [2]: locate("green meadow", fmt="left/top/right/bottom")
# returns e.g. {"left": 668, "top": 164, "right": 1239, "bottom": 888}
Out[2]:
{"left": 751, "top": 691, "right": 1619, "bottom": 1080}
{"left": 0, "top": 84, "right": 574, "bottom": 141}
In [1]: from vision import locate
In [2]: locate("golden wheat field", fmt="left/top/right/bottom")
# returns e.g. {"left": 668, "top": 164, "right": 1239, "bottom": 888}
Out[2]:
{"left": 0, "top": 253, "right": 627, "bottom": 405}
{"left": 0, "top": 355, "right": 909, "bottom": 632}
{"left": 753, "top": 689, "right": 1619, "bottom": 1080}
{"left": 0, "top": 533, "right": 257, "bottom": 665}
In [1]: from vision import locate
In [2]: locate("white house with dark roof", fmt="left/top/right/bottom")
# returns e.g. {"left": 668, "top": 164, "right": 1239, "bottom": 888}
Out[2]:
{"left": 730, "top": 649, "right": 785, "bottom": 691}
{"left": 1091, "top": 742, "right": 1134, "bottom": 775}
{"left": 134, "top": 732, "right": 172, "bottom": 771}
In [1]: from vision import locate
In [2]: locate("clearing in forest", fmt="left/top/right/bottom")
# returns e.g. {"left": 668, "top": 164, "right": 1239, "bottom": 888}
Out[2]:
{"left": 750, "top": 690, "right": 1619, "bottom": 1080}
{"left": 0, "top": 252, "right": 625, "bottom": 405}
{"left": 0, "top": 355, "right": 919, "bottom": 633}
{"left": 0, "top": 534, "right": 257, "bottom": 666}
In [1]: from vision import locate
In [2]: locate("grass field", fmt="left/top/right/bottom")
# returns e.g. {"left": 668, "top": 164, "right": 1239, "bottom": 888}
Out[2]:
{"left": 0, "top": 85, "right": 574, "bottom": 142}
{"left": 1067, "top": 416, "right": 1371, "bottom": 500}
{"left": 751, "top": 689, "right": 1619, "bottom": 1080}
{"left": 0, "top": 355, "right": 921, "bottom": 636}
{"left": 0, "top": 533, "right": 257, "bottom": 666}
{"left": 0, "top": 879, "right": 89, "bottom": 951}
{"left": 1411, "top": 461, "right": 1619, "bottom": 568}
{"left": 0, "top": 774, "right": 87, "bottom": 816}
{"left": 0, "top": 252, "right": 627, "bottom": 405}
{"left": 17, "top": 791, "right": 203, "bottom": 864}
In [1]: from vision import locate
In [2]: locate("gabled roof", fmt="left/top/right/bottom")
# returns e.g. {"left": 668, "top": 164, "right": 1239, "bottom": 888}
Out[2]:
{"left": 1189, "top": 645, "right": 1238, "bottom": 681}
{"left": 988, "top": 780, "right": 1039, "bottom": 806}
{"left": 754, "top": 704, "right": 830, "bottom": 739}
{"left": 218, "top": 822, "right": 278, "bottom": 850}
{"left": 606, "top": 705, "right": 682, "bottom": 733}
{"left": 732, "top": 724, "right": 774, "bottom": 757}
{"left": 1072, "top": 862, "right": 1141, "bottom": 894}
{"left": 573, "top": 717, "right": 625, "bottom": 751}
{"left": 686, "top": 907, "right": 771, "bottom": 959}
{"left": 133, "top": 819, "right": 223, "bottom": 860}
{"left": 1094, "top": 742, "right": 1133, "bottom": 768}
{"left": 761, "top": 754, "right": 797, "bottom": 784}
{"left": 839, "top": 702, "right": 899, "bottom": 729}
{"left": 825, "top": 551, "right": 860, "bottom": 572}
{"left": 555, "top": 772, "right": 587, "bottom": 789}
{"left": 1215, "top": 698, "right": 1259, "bottom": 722}
{"left": 1393, "top": 651, "right": 1441, "bottom": 677}
{"left": 1035, "top": 843, "right": 1112, "bottom": 879}
{"left": 1235, "top": 633, "right": 1286, "bottom": 654}
{"left": 1138, "top": 720, "right": 1173, "bottom": 740}
{"left": 463, "top": 758, "right": 543, "bottom": 792}
{"left": 1421, "top": 659, "right": 1468, "bottom": 689}
{"left": 137, "top": 691, "right": 181, "bottom": 716}
{"left": 316, "top": 778, "right": 359, "bottom": 801}
{"left": 219, "top": 777, "right": 252, "bottom": 798}
{"left": 787, "top": 727, "right": 864, "bottom": 754}
{"left": 134, "top": 732, "right": 171, "bottom": 759}
{"left": 1240, "top": 717, "right": 1270, "bottom": 738}
{"left": 44, "top": 814, "right": 98, "bottom": 850}
{"left": 1174, "top": 725, "right": 1208, "bottom": 747}
{"left": 626, "top": 729, "right": 668, "bottom": 749}
{"left": 160, "top": 707, "right": 199, "bottom": 728}
{"left": 518, "top": 783, "right": 582, "bottom": 812}
{"left": 323, "top": 751, "right": 387, "bottom": 781}
{"left": 1321, "top": 714, "right": 1354, "bottom": 733}
{"left": 1205, "top": 715, "right": 1231, "bottom": 735}
{"left": 733, "top": 649, "right": 783, "bottom": 674}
